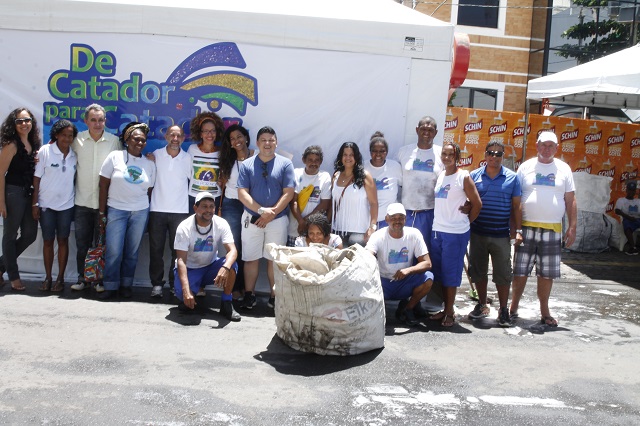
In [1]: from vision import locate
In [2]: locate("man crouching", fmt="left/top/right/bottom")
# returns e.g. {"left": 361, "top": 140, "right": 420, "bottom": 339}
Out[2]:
{"left": 174, "top": 191, "right": 241, "bottom": 321}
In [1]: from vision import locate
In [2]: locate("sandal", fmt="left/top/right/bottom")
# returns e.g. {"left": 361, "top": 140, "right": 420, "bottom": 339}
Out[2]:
{"left": 429, "top": 311, "right": 446, "bottom": 321}
{"left": 51, "top": 279, "right": 65, "bottom": 293}
{"left": 442, "top": 314, "right": 456, "bottom": 327}
{"left": 541, "top": 316, "right": 558, "bottom": 327}
{"left": 39, "top": 278, "right": 53, "bottom": 292}
{"left": 11, "top": 280, "right": 26, "bottom": 292}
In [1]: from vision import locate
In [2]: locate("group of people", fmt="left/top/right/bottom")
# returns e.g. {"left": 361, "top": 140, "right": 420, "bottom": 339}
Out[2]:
{"left": 0, "top": 105, "right": 579, "bottom": 328}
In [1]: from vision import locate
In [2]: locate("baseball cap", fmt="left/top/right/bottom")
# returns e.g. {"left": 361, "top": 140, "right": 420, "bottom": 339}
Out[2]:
{"left": 195, "top": 192, "right": 215, "bottom": 204}
{"left": 386, "top": 203, "right": 406, "bottom": 216}
{"left": 537, "top": 131, "right": 558, "bottom": 145}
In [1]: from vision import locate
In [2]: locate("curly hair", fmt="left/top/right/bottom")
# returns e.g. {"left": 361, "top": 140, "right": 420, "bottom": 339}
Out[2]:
{"left": 50, "top": 119, "right": 78, "bottom": 142}
{"left": 219, "top": 124, "right": 251, "bottom": 181}
{"left": 304, "top": 212, "right": 331, "bottom": 237}
{"left": 333, "top": 142, "right": 365, "bottom": 188}
{"left": 0, "top": 108, "right": 41, "bottom": 150}
{"left": 189, "top": 112, "right": 224, "bottom": 143}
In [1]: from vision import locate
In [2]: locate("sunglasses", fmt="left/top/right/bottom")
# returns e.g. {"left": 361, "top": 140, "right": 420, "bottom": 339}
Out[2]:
{"left": 15, "top": 118, "right": 32, "bottom": 125}
{"left": 485, "top": 150, "right": 504, "bottom": 157}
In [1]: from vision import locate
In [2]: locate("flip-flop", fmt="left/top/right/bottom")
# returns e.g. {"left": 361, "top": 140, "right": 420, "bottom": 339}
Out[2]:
{"left": 429, "top": 311, "right": 446, "bottom": 321}
{"left": 51, "top": 279, "right": 65, "bottom": 293}
{"left": 11, "top": 284, "right": 26, "bottom": 292}
{"left": 541, "top": 316, "right": 558, "bottom": 327}
{"left": 442, "top": 314, "right": 456, "bottom": 327}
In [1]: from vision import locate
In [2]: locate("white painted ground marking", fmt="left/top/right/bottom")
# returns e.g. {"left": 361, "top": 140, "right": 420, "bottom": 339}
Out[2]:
{"left": 592, "top": 289, "right": 620, "bottom": 296}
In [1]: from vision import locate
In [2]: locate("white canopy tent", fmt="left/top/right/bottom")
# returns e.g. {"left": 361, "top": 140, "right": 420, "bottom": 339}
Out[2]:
{"left": 527, "top": 43, "right": 640, "bottom": 111}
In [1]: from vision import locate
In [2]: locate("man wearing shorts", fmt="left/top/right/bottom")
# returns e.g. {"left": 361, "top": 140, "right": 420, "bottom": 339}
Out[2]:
{"left": 467, "top": 141, "right": 522, "bottom": 327}
{"left": 614, "top": 180, "right": 640, "bottom": 255}
{"left": 237, "top": 126, "right": 295, "bottom": 310}
{"left": 174, "top": 192, "right": 240, "bottom": 321}
{"left": 396, "top": 116, "right": 443, "bottom": 251}
{"left": 510, "top": 131, "right": 577, "bottom": 327}
{"left": 365, "top": 203, "right": 433, "bottom": 326}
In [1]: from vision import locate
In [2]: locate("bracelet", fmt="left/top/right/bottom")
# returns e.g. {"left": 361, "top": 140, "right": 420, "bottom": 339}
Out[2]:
{"left": 99, "top": 211, "right": 106, "bottom": 215}
{"left": 515, "top": 229, "right": 523, "bottom": 234}
{"left": 220, "top": 265, "right": 231, "bottom": 272}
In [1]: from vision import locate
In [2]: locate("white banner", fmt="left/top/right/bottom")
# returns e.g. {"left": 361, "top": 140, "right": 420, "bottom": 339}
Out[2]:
{"left": 1, "top": 29, "right": 412, "bottom": 165}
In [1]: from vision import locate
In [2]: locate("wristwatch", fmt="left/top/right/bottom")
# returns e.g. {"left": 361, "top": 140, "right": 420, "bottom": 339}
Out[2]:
{"left": 257, "top": 207, "right": 267, "bottom": 215}
{"left": 32, "top": 202, "right": 40, "bottom": 207}
{"left": 369, "top": 224, "right": 378, "bottom": 231}
{"left": 515, "top": 229, "right": 523, "bottom": 234}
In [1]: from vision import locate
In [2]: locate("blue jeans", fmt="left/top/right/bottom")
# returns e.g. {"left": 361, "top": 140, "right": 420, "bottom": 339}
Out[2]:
{"left": 0, "top": 185, "right": 38, "bottom": 281}
{"left": 40, "top": 207, "right": 74, "bottom": 241}
{"left": 74, "top": 205, "right": 101, "bottom": 281}
{"left": 103, "top": 206, "right": 149, "bottom": 291}
{"left": 221, "top": 196, "right": 245, "bottom": 292}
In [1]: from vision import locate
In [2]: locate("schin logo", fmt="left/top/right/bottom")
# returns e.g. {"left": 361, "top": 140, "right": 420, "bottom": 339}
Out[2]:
{"left": 597, "top": 167, "right": 616, "bottom": 178}
{"left": 444, "top": 117, "right": 458, "bottom": 130}
{"left": 584, "top": 132, "right": 602, "bottom": 143}
{"left": 620, "top": 170, "right": 638, "bottom": 182}
{"left": 43, "top": 42, "right": 259, "bottom": 150}
{"left": 631, "top": 138, "right": 640, "bottom": 148}
{"left": 488, "top": 123, "right": 507, "bottom": 136}
{"left": 561, "top": 130, "right": 579, "bottom": 142}
{"left": 607, "top": 133, "right": 625, "bottom": 146}
{"left": 463, "top": 120, "right": 482, "bottom": 134}
{"left": 458, "top": 155, "right": 473, "bottom": 167}
{"left": 512, "top": 124, "right": 530, "bottom": 138}
{"left": 574, "top": 166, "right": 592, "bottom": 174}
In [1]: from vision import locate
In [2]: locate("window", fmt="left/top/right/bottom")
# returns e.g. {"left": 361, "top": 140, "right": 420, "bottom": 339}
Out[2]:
{"left": 457, "top": 0, "right": 500, "bottom": 28}
{"left": 450, "top": 87, "right": 498, "bottom": 109}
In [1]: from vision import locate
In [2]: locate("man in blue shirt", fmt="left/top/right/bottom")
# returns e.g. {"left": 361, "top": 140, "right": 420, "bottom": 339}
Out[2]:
{"left": 467, "top": 141, "right": 522, "bottom": 327}
{"left": 238, "top": 126, "right": 295, "bottom": 310}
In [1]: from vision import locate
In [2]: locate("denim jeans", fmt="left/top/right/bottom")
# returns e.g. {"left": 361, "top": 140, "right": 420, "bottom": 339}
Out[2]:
{"left": 147, "top": 211, "right": 188, "bottom": 286}
{"left": 0, "top": 185, "right": 38, "bottom": 281}
{"left": 39, "top": 207, "right": 74, "bottom": 241}
{"left": 74, "top": 205, "right": 101, "bottom": 281}
{"left": 221, "top": 197, "right": 245, "bottom": 292}
{"left": 103, "top": 206, "right": 149, "bottom": 291}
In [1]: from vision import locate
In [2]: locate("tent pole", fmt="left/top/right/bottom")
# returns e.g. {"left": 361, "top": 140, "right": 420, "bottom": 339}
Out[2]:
{"left": 522, "top": 99, "right": 530, "bottom": 166}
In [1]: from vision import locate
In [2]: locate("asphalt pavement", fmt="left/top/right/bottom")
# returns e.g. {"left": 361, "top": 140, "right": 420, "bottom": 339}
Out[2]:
{"left": 1, "top": 250, "right": 639, "bottom": 425}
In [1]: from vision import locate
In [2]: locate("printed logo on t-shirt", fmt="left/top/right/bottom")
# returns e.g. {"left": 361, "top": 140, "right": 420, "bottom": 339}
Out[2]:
{"left": 51, "top": 163, "right": 60, "bottom": 168}
{"left": 310, "top": 186, "right": 321, "bottom": 201}
{"left": 125, "top": 165, "right": 145, "bottom": 184}
{"left": 412, "top": 158, "right": 434, "bottom": 172}
{"left": 388, "top": 247, "right": 409, "bottom": 264}
{"left": 375, "top": 177, "right": 391, "bottom": 190}
{"left": 534, "top": 172, "right": 556, "bottom": 187}
{"left": 193, "top": 236, "right": 214, "bottom": 252}
{"left": 435, "top": 184, "right": 451, "bottom": 199}
{"left": 630, "top": 205, "right": 639, "bottom": 214}
{"left": 191, "top": 161, "right": 219, "bottom": 191}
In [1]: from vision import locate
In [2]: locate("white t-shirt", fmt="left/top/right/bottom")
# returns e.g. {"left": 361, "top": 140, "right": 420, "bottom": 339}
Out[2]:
{"left": 397, "top": 144, "right": 443, "bottom": 210}
{"left": 517, "top": 158, "right": 576, "bottom": 224}
{"left": 34, "top": 142, "right": 77, "bottom": 211}
{"left": 331, "top": 172, "right": 371, "bottom": 234}
{"left": 365, "top": 227, "right": 428, "bottom": 279}
{"left": 433, "top": 169, "right": 471, "bottom": 234}
{"left": 150, "top": 147, "right": 191, "bottom": 213}
{"left": 225, "top": 153, "right": 254, "bottom": 200}
{"left": 365, "top": 159, "right": 403, "bottom": 222}
{"left": 99, "top": 150, "right": 156, "bottom": 211}
{"left": 615, "top": 197, "right": 640, "bottom": 219}
{"left": 288, "top": 168, "right": 332, "bottom": 237}
{"left": 187, "top": 144, "right": 221, "bottom": 198}
{"left": 294, "top": 234, "right": 342, "bottom": 249}
{"left": 174, "top": 215, "right": 234, "bottom": 269}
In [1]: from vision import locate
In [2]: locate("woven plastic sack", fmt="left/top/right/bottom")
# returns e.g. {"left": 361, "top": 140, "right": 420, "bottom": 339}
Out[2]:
{"left": 84, "top": 228, "right": 105, "bottom": 282}
{"left": 267, "top": 243, "right": 385, "bottom": 356}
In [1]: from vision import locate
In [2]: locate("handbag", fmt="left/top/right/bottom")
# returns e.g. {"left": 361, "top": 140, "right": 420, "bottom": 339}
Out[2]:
{"left": 84, "top": 225, "right": 105, "bottom": 282}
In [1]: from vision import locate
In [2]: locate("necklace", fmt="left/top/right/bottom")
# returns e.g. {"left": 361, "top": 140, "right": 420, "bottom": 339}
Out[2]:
{"left": 194, "top": 216, "right": 213, "bottom": 235}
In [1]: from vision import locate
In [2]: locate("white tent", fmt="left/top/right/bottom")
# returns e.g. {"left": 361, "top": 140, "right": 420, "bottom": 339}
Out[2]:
{"left": 527, "top": 44, "right": 640, "bottom": 110}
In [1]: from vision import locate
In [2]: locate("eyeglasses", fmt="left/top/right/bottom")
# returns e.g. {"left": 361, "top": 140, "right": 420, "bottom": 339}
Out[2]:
{"left": 201, "top": 129, "right": 216, "bottom": 135}
{"left": 261, "top": 162, "right": 268, "bottom": 179}
{"left": 15, "top": 118, "right": 32, "bottom": 125}
{"left": 485, "top": 150, "right": 504, "bottom": 157}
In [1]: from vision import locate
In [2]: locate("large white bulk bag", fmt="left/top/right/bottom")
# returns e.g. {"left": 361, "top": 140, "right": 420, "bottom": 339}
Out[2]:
{"left": 267, "top": 243, "right": 385, "bottom": 356}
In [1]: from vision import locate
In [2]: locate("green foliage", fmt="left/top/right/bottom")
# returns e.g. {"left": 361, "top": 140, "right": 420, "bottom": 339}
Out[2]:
{"left": 556, "top": 0, "right": 632, "bottom": 63}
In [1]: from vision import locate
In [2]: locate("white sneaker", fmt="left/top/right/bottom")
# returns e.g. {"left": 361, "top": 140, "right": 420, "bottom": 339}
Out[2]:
{"left": 71, "top": 281, "right": 89, "bottom": 291}
{"left": 94, "top": 283, "right": 105, "bottom": 293}
{"left": 151, "top": 285, "right": 163, "bottom": 298}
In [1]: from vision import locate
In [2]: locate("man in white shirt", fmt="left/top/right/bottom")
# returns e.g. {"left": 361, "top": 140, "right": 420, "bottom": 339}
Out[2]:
{"left": 365, "top": 203, "right": 433, "bottom": 326}
{"left": 148, "top": 125, "right": 191, "bottom": 297}
{"left": 510, "top": 131, "right": 577, "bottom": 328}
{"left": 174, "top": 192, "right": 240, "bottom": 321}
{"left": 614, "top": 180, "right": 640, "bottom": 255}
{"left": 396, "top": 116, "right": 443, "bottom": 250}
{"left": 70, "top": 104, "right": 121, "bottom": 291}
